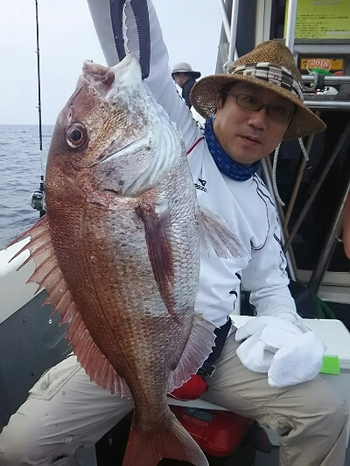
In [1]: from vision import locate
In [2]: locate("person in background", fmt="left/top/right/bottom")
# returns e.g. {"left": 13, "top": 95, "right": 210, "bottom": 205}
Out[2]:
{"left": 0, "top": 1, "right": 348, "bottom": 465}
{"left": 171, "top": 61, "right": 201, "bottom": 108}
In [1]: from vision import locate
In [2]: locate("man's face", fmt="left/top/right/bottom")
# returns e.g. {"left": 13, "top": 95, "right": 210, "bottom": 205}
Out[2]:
{"left": 213, "top": 82, "right": 295, "bottom": 165}
{"left": 173, "top": 73, "right": 185, "bottom": 87}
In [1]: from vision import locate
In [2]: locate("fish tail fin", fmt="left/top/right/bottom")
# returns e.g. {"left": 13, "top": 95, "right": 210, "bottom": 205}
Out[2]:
{"left": 123, "top": 413, "right": 208, "bottom": 466}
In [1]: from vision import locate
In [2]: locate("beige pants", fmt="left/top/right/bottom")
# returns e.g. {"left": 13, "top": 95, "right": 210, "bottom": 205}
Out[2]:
{"left": 0, "top": 333, "right": 348, "bottom": 466}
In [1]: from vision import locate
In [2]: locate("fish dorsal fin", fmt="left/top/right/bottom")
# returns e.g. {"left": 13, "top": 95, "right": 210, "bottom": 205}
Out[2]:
{"left": 198, "top": 206, "right": 248, "bottom": 259}
{"left": 11, "top": 216, "right": 130, "bottom": 397}
{"left": 168, "top": 313, "right": 216, "bottom": 393}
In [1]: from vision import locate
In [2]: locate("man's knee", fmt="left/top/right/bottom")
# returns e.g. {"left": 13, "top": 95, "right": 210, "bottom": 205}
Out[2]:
{"left": 0, "top": 412, "right": 80, "bottom": 466}
{"left": 300, "top": 378, "right": 349, "bottom": 432}
{"left": 326, "top": 391, "right": 349, "bottom": 431}
{"left": 0, "top": 412, "right": 41, "bottom": 465}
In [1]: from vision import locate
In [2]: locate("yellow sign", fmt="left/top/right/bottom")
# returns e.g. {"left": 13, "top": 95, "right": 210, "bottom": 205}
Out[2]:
{"left": 285, "top": 0, "right": 350, "bottom": 39}
{"left": 299, "top": 58, "right": 344, "bottom": 72}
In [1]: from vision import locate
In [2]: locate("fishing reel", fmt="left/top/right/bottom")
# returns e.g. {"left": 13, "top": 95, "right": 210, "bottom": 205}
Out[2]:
{"left": 31, "top": 176, "right": 46, "bottom": 217}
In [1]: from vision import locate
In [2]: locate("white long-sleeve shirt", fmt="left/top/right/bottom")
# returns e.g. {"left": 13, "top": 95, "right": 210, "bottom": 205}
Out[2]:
{"left": 87, "top": 0, "right": 299, "bottom": 327}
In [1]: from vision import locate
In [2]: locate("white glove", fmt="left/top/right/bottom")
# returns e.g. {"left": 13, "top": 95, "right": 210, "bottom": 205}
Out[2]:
{"left": 235, "top": 316, "right": 326, "bottom": 387}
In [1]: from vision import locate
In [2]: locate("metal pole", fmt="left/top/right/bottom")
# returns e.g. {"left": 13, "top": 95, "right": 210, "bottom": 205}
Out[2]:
{"left": 283, "top": 133, "right": 316, "bottom": 233}
{"left": 216, "top": 0, "right": 231, "bottom": 43}
{"left": 284, "top": 0, "right": 298, "bottom": 53}
{"left": 303, "top": 75, "right": 350, "bottom": 85}
{"left": 35, "top": 0, "right": 43, "bottom": 152}
{"left": 283, "top": 120, "right": 350, "bottom": 253}
{"left": 305, "top": 101, "right": 350, "bottom": 111}
{"left": 261, "top": 158, "right": 297, "bottom": 281}
{"left": 308, "top": 176, "right": 350, "bottom": 294}
{"left": 255, "top": 0, "right": 273, "bottom": 45}
{"left": 228, "top": 0, "right": 240, "bottom": 61}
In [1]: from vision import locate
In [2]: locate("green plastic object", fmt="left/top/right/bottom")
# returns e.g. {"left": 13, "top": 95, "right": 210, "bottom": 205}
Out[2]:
{"left": 312, "top": 68, "right": 334, "bottom": 76}
{"left": 320, "top": 356, "right": 341, "bottom": 375}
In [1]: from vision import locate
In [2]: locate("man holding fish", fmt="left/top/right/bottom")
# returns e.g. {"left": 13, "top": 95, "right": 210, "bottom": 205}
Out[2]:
{"left": 0, "top": 0, "right": 348, "bottom": 465}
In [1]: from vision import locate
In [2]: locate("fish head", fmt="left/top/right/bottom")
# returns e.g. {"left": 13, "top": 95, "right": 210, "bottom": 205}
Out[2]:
{"left": 46, "top": 53, "right": 182, "bottom": 204}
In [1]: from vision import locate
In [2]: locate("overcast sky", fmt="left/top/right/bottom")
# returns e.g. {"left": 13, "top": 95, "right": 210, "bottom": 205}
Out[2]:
{"left": 0, "top": 0, "right": 223, "bottom": 125}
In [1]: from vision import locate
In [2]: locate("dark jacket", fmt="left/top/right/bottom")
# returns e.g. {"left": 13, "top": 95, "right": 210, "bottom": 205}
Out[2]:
{"left": 182, "top": 77, "right": 197, "bottom": 108}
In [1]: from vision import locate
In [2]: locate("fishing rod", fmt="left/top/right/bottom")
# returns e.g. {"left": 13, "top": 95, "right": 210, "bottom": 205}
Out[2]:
{"left": 31, "top": 0, "right": 46, "bottom": 217}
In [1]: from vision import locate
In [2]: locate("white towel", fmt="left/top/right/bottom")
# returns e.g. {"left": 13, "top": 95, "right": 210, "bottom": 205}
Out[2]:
{"left": 235, "top": 316, "right": 326, "bottom": 388}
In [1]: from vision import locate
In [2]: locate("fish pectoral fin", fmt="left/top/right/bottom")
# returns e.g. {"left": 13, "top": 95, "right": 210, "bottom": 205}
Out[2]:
{"left": 198, "top": 206, "right": 248, "bottom": 259}
{"left": 10, "top": 216, "right": 131, "bottom": 398}
{"left": 168, "top": 313, "right": 216, "bottom": 394}
{"left": 135, "top": 203, "right": 177, "bottom": 319}
{"left": 123, "top": 413, "right": 209, "bottom": 466}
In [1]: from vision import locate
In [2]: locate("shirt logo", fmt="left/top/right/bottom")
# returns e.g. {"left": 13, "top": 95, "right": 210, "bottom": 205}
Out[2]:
{"left": 194, "top": 178, "right": 207, "bottom": 192}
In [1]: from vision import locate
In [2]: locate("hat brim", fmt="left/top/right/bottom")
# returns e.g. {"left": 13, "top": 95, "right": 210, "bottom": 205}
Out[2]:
{"left": 190, "top": 73, "right": 326, "bottom": 140}
{"left": 172, "top": 71, "right": 201, "bottom": 79}
{"left": 191, "top": 71, "right": 201, "bottom": 79}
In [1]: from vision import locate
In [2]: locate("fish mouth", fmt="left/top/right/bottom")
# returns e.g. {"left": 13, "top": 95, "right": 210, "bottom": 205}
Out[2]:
{"left": 81, "top": 54, "right": 141, "bottom": 99}
{"left": 66, "top": 55, "right": 152, "bottom": 170}
{"left": 81, "top": 61, "right": 116, "bottom": 97}
{"left": 87, "top": 55, "right": 151, "bottom": 166}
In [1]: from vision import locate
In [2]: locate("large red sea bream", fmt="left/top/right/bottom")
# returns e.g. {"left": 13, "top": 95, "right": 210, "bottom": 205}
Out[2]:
{"left": 11, "top": 54, "right": 245, "bottom": 465}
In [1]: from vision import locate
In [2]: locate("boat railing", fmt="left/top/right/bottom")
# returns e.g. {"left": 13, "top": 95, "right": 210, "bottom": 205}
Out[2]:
{"left": 303, "top": 76, "right": 350, "bottom": 85}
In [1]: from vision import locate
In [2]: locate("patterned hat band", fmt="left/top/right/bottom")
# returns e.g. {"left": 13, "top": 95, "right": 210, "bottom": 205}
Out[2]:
{"left": 230, "top": 62, "right": 304, "bottom": 101}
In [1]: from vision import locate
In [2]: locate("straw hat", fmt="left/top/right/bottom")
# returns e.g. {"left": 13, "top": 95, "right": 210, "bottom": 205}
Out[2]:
{"left": 190, "top": 40, "right": 326, "bottom": 140}
{"left": 172, "top": 62, "right": 201, "bottom": 80}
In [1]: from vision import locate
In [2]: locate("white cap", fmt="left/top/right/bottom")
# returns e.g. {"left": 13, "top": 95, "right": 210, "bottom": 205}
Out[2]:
{"left": 171, "top": 62, "right": 201, "bottom": 79}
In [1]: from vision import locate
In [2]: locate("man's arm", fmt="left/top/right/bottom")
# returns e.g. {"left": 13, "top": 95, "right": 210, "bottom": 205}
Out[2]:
{"left": 86, "top": 0, "right": 200, "bottom": 149}
{"left": 241, "top": 210, "right": 299, "bottom": 324}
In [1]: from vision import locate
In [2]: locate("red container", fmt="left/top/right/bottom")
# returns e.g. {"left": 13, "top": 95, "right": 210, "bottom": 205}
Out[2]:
{"left": 170, "top": 406, "right": 254, "bottom": 458}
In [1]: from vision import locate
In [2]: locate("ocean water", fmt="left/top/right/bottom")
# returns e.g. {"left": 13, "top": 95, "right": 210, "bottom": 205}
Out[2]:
{"left": 0, "top": 125, "right": 53, "bottom": 250}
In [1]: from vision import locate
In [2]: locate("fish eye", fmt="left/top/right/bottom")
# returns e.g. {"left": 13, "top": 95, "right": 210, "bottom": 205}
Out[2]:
{"left": 66, "top": 123, "right": 87, "bottom": 148}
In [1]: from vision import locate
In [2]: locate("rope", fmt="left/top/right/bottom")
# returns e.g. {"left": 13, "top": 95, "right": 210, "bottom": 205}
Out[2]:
{"left": 298, "top": 137, "right": 309, "bottom": 162}
{"left": 272, "top": 138, "right": 309, "bottom": 207}
{"left": 272, "top": 143, "right": 285, "bottom": 206}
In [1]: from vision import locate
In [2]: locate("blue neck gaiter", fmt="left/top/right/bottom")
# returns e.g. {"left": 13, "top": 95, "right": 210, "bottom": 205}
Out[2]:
{"left": 204, "top": 115, "right": 260, "bottom": 181}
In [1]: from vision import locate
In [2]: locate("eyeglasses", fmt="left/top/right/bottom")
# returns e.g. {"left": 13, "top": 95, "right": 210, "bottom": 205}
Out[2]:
{"left": 225, "top": 92, "right": 294, "bottom": 123}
